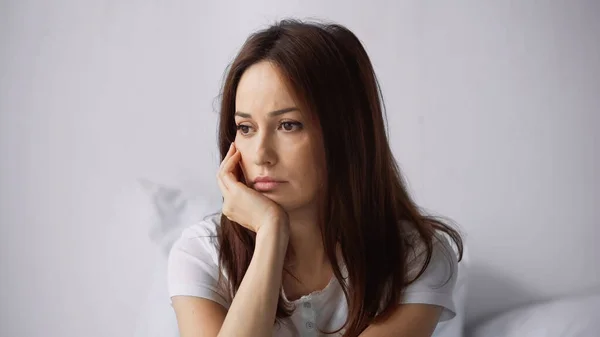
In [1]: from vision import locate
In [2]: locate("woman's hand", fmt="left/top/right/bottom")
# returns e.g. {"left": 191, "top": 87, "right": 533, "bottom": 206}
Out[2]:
{"left": 217, "top": 142, "right": 288, "bottom": 233}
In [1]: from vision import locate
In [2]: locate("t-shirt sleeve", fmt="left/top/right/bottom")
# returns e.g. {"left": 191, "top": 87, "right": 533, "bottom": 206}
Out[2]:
{"left": 400, "top": 232, "right": 459, "bottom": 322}
{"left": 167, "top": 220, "right": 230, "bottom": 309}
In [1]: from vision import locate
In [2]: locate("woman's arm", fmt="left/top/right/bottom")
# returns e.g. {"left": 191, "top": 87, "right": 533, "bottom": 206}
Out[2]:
{"left": 218, "top": 218, "right": 289, "bottom": 336}
{"left": 172, "top": 217, "right": 289, "bottom": 337}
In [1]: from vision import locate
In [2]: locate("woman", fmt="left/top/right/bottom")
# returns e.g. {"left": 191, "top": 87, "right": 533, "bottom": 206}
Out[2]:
{"left": 168, "top": 19, "right": 463, "bottom": 337}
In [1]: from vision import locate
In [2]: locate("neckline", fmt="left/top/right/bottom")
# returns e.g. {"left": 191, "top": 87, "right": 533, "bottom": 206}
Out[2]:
{"left": 281, "top": 259, "right": 348, "bottom": 304}
{"left": 281, "top": 274, "right": 339, "bottom": 304}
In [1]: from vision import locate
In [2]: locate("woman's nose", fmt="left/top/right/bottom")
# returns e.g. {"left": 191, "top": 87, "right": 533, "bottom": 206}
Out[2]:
{"left": 253, "top": 134, "right": 277, "bottom": 167}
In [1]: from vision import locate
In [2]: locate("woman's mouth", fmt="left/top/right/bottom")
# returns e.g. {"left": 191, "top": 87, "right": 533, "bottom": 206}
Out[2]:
{"left": 253, "top": 181, "right": 284, "bottom": 192}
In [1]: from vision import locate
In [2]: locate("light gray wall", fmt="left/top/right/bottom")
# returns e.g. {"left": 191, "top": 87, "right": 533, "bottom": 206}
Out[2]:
{"left": 1, "top": 1, "right": 598, "bottom": 336}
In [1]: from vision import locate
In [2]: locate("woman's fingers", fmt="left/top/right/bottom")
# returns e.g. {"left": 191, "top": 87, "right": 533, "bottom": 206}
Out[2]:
{"left": 222, "top": 148, "right": 241, "bottom": 174}
{"left": 220, "top": 143, "right": 240, "bottom": 175}
{"left": 218, "top": 143, "right": 236, "bottom": 192}
{"left": 220, "top": 169, "right": 233, "bottom": 190}
{"left": 219, "top": 143, "right": 243, "bottom": 192}
{"left": 219, "top": 143, "right": 235, "bottom": 170}
{"left": 217, "top": 172, "right": 229, "bottom": 193}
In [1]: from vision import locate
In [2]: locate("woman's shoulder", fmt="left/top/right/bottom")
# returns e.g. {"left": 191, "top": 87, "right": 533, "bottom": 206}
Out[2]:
{"left": 167, "top": 212, "right": 231, "bottom": 307}
{"left": 169, "top": 212, "right": 223, "bottom": 262}
{"left": 399, "top": 221, "right": 459, "bottom": 275}
{"left": 400, "top": 221, "right": 460, "bottom": 322}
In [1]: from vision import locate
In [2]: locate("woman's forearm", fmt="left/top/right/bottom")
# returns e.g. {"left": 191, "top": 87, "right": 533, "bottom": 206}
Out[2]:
{"left": 217, "top": 218, "right": 289, "bottom": 337}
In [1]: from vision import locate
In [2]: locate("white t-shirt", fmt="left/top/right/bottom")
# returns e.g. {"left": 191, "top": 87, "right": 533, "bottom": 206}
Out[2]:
{"left": 168, "top": 213, "right": 459, "bottom": 336}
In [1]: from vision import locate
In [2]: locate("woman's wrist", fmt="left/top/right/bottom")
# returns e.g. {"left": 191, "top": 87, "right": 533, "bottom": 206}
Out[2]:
{"left": 256, "top": 213, "right": 290, "bottom": 253}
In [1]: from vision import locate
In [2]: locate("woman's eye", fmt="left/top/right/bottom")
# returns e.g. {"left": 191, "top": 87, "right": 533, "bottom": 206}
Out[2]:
{"left": 280, "top": 122, "right": 303, "bottom": 131}
{"left": 236, "top": 122, "right": 302, "bottom": 134}
{"left": 236, "top": 124, "right": 251, "bottom": 134}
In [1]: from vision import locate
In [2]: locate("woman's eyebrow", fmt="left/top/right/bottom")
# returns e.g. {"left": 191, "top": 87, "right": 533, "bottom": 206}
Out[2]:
{"left": 234, "top": 107, "right": 299, "bottom": 118}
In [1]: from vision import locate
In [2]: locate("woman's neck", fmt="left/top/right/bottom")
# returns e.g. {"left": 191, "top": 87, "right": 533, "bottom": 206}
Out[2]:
{"left": 282, "top": 207, "right": 333, "bottom": 299}
{"left": 286, "top": 207, "right": 327, "bottom": 271}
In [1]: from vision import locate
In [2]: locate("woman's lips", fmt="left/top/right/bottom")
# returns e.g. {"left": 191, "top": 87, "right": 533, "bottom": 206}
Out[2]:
{"left": 253, "top": 181, "right": 284, "bottom": 192}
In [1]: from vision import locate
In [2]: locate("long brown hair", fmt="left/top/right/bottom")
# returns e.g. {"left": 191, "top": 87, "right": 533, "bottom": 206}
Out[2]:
{"left": 216, "top": 19, "right": 463, "bottom": 336}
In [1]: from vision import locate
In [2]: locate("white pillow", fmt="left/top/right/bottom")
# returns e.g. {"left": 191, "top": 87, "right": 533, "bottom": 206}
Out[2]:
{"left": 133, "top": 179, "right": 222, "bottom": 337}
{"left": 469, "top": 292, "right": 600, "bottom": 337}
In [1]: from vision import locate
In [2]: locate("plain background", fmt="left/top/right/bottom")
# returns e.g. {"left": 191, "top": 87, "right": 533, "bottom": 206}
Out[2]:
{"left": 1, "top": 1, "right": 598, "bottom": 336}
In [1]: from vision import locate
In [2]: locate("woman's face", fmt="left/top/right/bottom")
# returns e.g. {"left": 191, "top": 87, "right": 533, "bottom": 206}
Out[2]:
{"left": 234, "top": 61, "right": 325, "bottom": 212}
